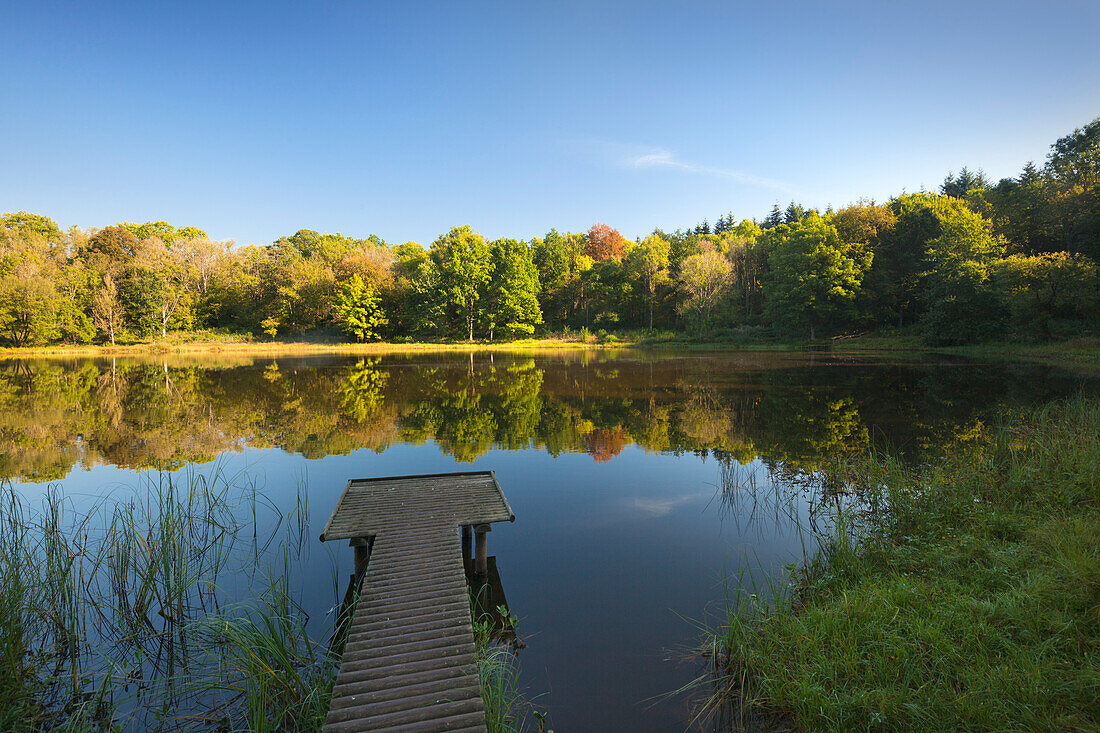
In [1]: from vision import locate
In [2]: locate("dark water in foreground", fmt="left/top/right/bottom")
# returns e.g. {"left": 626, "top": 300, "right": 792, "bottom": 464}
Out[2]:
{"left": 3, "top": 350, "right": 1096, "bottom": 731}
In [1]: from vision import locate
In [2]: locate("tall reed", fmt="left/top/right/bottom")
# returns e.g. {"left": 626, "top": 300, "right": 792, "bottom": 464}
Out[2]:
{"left": 0, "top": 467, "right": 339, "bottom": 732}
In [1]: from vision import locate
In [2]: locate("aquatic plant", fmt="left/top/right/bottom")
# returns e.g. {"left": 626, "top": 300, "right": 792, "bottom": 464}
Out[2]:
{"left": 0, "top": 467, "right": 339, "bottom": 731}
{"left": 472, "top": 601, "right": 549, "bottom": 733}
{"left": 706, "top": 394, "right": 1100, "bottom": 730}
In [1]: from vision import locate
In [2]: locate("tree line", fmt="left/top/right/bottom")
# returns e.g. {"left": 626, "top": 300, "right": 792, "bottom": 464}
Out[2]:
{"left": 1, "top": 118, "right": 1097, "bottom": 347}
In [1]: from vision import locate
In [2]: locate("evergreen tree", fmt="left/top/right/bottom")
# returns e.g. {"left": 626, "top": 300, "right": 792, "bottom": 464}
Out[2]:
{"left": 784, "top": 202, "right": 806, "bottom": 224}
{"left": 941, "top": 167, "right": 990, "bottom": 198}
{"left": 1019, "top": 161, "right": 1041, "bottom": 184}
{"left": 763, "top": 204, "right": 783, "bottom": 229}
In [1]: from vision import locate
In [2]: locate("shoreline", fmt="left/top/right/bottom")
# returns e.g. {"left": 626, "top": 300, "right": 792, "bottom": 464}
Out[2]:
{"left": 2, "top": 334, "right": 1098, "bottom": 366}
{"left": 706, "top": 395, "right": 1100, "bottom": 730}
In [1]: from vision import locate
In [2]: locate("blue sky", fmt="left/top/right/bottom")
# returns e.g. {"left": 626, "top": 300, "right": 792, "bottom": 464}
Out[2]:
{"left": 3, "top": 1, "right": 1098, "bottom": 246}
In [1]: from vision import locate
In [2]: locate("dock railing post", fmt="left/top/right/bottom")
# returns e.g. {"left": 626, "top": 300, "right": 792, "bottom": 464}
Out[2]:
{"left": 474, "top": 524, "right": 490, "bottom": 575}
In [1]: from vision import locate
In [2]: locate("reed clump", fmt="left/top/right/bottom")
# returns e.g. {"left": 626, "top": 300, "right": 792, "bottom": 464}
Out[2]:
{"left": 708, "top": 394, "right": 1100, "bottom": 731}
{"left": 471, "top": 601, "right": 551, "bottom": 733}
{"left": 0, "top": 469, "right": 338, "bottom": 732}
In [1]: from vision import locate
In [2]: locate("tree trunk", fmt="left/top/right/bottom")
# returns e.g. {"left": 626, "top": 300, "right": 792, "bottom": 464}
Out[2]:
{"left": 810, "top": 323, "right": 816, "bottom": 342}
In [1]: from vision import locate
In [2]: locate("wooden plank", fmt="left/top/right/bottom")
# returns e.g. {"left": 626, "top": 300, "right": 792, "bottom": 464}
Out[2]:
{"left": 320, "top": 471, "right": 515, "bottom": 733}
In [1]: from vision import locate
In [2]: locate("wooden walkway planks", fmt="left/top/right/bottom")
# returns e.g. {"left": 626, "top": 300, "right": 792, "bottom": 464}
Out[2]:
{"left": 320, "top": 471, "right": 514, "bottom": 732}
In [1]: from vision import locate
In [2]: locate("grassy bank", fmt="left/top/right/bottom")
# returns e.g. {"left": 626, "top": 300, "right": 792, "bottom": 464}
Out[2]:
{"left": 0, "top": 330, "right": 638, "bottom": 358}
{"left": 709, "top": 395, "right": 1100, "bottom": 730}
{"left": 4, "top": 328, "right": 1099, "bottom": 367}
{"left": 827, "top": 330, "right": 1100, "bottom": 366}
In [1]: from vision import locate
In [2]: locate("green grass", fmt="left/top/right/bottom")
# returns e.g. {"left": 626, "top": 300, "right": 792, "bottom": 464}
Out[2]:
{"left": 0, "top": 470, "right": 338, "bottom": 732}
{"left": 471, "top": 600, "right": 551, "bottom": 733}
{"left": 708, "top": 395, "right": 1100, "bottom": 731}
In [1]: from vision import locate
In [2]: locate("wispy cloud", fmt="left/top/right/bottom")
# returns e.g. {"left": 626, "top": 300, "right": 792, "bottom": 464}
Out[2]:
{"left": 626, "top": 146, "right": 791, "bottom": 191}
{"left": 562, "top": 138, "right": 792, "bottom": 192}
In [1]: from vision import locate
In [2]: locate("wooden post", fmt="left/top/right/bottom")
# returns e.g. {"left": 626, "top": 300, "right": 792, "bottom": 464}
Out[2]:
{"left": 461, "top": 525, "right": 472, "bottom": 559}
{"left": 474, "top": 524, "right": 490, "bottom": 575}
{"left": 351, "top": 537, "right": 370, "bottom": 576}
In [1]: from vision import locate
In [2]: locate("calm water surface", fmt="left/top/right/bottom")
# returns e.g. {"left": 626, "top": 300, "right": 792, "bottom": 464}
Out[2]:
{"left": 3, "top": 350, "right": 1096, "bottom": 731}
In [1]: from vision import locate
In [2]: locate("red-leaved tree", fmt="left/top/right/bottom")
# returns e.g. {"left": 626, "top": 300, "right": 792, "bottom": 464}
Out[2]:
{"left": 584, "top": 222, "right": 628, "bottom": 261}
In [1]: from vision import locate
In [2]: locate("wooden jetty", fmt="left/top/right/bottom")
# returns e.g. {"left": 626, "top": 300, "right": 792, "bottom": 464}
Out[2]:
{"left": 319, "top": 471, "right": 515, "bottom": 732}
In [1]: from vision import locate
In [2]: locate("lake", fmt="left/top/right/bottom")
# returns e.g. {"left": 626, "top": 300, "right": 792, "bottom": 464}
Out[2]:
{"left": 3, "top": 349, "right": 1095, "bottom": 731}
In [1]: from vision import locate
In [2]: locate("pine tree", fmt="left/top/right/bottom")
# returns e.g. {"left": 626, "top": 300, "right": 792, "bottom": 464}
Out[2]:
{"left": 941, "top": 167, "right": 990, "bottom": 197}
{"left": 784, "top": 202, "right": 805, "bottom": 224}
{"left": 763, "top": 204, "right": 783, "bottom": 229}
{"left": 1019, "top": 161, "right": 1041, "bottom": 184}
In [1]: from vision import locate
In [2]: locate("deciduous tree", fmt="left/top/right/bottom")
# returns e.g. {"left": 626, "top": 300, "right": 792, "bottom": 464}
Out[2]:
{"left": 335, "top": 274, "right": 388, "bottom": 342}
{"left": 93, "top": 274, "right": 124, "bottom": 345}
{"left": 626, "top": 234, "right": 670, "bottom": 329}
{"left": 763, "top": 214, "right": 871, "bottom": 340}
{"left": 679, "top": 245, "right": 731, "bottom": 331}
{"left": 484, "top": 238, "right": 542, "bottom": 340}
{"left": 430, "top": 226, "right": 492, "bottom": 340}
{"left": 584, "top": 223, "right": 628, "bottom": 262}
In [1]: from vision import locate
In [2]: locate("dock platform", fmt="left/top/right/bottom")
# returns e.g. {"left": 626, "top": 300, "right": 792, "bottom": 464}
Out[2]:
{"left": 319, "top": 471, "right": 514, "bottom": 732}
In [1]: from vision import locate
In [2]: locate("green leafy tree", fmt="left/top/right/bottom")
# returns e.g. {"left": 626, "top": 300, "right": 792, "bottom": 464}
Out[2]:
{"left": 483, "top": 238, "right": 542, "bottom": 340}
{"left": 532, "top": 230, "right": 587, "bottom": 328}
{"left": 85, "top": 225, "right": 141, "bottom": 264}
{"left": 920, "top": 206, "right": 1006, "bottom": 344}
{"left": 625, "top": 234, "right": 670, "bottom": 329}
{"left": 0, "top": 267, "right": 61, "bottom": 346}
{"left": 679, "top": 245, "right": 732, "bottom": 332}
{"left": 1, "top": 211, "right": 64, "bottom": 245}
{"left": 93, "top": 273, "right": 124, "bottom": 345}
{"left": 992, "top": 252, "right": 1098, "bottom": 339}
{"left": 430, "top": 226, "right": 492, "bottom": 340}
{"left": 921, "top": 259, "right": 1005, "bottom": 345}
{"left": 762, "top": 213, "right": 871, "bottom": 340}
{"left": 719, "top": 220, "right": 765, "bottom": 320}
{"left": 335, "top": 274, "right": 388, "bottom": 342}
{"left": 260, "top": 316, "right": 280, "bottom": 340}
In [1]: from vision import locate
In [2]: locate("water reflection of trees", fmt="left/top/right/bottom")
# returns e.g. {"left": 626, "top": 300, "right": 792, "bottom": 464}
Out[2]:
{"left": 0, "top": 354, "right": 1089, "bottom": 481}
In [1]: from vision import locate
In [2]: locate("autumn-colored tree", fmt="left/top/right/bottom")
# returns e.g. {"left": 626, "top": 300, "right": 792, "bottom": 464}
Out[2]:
{"left": 584, "top": 223, "right": 628, "bottom": 262}
{"left": 586, "top": 427, "right": 625, "bottom": 463}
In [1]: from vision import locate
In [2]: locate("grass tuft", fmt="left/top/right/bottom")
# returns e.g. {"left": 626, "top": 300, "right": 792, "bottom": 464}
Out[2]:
{"left": 0, "top": 469, "right": 337, "bottom": 731}
{"left": 708, "top": 394, "right": 1100, "bottom": 731}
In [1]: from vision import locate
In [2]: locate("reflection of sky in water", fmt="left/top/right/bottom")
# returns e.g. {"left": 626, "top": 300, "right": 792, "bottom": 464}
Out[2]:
{"left": 5, "top": 353, "right": 1097, "bottom": 731}
{"left": 12, "top": 441, "right": 810, "bottom": 732}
